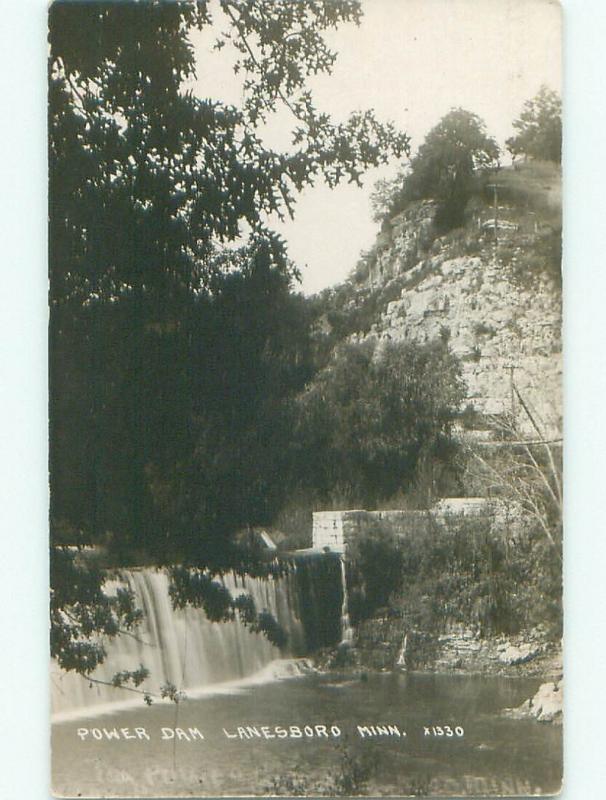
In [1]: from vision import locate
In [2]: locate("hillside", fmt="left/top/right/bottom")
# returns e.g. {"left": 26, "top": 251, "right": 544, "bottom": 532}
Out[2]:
{"left": 315, "top": 160, "right": 562, "bottom": 442}
{"left": 302, "top": 160, "right": 563, "bottom": 669}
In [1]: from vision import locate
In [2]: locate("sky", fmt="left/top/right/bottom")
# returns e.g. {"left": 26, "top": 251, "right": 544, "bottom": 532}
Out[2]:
{"left": 191, "top": 0, "right": 561, "bottom": 295}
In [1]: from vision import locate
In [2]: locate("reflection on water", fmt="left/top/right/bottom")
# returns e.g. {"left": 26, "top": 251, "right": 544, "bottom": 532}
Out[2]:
{"left": 52, "top": 671, "right": 562, "bottom": 797}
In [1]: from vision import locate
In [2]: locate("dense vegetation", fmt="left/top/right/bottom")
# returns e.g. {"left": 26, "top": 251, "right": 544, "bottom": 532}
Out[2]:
{"left": 371, "top": 108, "right": 500, "bottom": 231}
{"left": 294, "top": 338, "right": 465, "bottom": 507}
{"left": 371, "top": 89, "right": 561, "bottom": 231}
{"left": 49, "top": 0, "right": 562, "bottom": 689}
{"left": 49, "top": 0, "right": 410, "bottom": 682}
{"left": 347, "top": 516, "right": 562, "bottom": 642}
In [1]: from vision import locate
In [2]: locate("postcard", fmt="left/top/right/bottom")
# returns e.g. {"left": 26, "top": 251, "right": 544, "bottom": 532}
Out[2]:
{"left": 49, "top": 0, "right": 562, "bottom": 795}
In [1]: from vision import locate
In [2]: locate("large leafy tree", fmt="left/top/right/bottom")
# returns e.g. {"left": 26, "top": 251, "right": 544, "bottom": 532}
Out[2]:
{"left": 294, "top": 338, "right": 465, "bottom": 506}
{"left": 372, "top": 108, "right": 499, "bottom": 230}
{"left": 49, "top": 0, "right": 409, "bottom": 303}
{"left": 506, "top": 85, "right": 562, "bottom": 164}
{"left": 49, "top": 1, "right": 409, "bottom": 681}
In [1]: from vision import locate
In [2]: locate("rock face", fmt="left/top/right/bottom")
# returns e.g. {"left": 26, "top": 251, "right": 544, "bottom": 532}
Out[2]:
{"left": 354, "top": 184, "right": 562, "bottom": 440}
{"left": 364, "top": 250, "right": 561, "bottom": 438}
{"left": 430, "top": 629, "right": 540, "bottom": 672}
{"left": 368, "top": 201, "right": 438, "bottom": 284}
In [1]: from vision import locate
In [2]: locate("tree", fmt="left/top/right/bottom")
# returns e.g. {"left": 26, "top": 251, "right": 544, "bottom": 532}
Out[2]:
{"left": 49, "top": 1, "right": 409, "bottom": 681}
{"left": 372, "top": 108, "right": 499, "bottom": 230}
{"left": 506, "top": 86, "right": 562, "bottom": 163}
{"left": 294, "top": 338, "right": 465, "bottom": 506}
{"left": 49, "top": 1, "right": 410, "bottom": 303}
{"left": 407, "top": 108, "right": 499, "bottom": 230}
{"left": 148, "top": 248, "right": 317, "bottom": 563}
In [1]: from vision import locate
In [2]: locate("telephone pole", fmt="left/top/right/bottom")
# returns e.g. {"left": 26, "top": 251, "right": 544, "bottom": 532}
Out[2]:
{"left": 487, "top": 183, "right": 504, "bottom": 244}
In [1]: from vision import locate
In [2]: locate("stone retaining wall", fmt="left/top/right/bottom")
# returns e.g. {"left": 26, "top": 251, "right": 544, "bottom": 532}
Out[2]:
{"left": 312, "top": 499, "right": 492, "bottom": 553}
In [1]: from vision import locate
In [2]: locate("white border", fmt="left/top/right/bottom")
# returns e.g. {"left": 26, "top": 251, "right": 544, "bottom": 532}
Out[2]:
{"left": 2, "top": 0, "right": 606, "bottom": 797}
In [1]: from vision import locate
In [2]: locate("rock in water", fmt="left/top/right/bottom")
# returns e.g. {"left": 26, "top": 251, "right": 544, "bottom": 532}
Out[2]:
{"left": 498, "top": 642, "right": 541, "bottom": 666}
{"left": 529, "top": 680, "right": 563, "bottom": 723}
{"left": 506, "top": 679, "right": 563, "bottom": 724}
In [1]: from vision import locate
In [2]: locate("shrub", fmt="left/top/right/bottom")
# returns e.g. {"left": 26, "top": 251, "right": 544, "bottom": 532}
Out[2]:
{"left": 348, "top": 514, "right": 562, "bottom": 643}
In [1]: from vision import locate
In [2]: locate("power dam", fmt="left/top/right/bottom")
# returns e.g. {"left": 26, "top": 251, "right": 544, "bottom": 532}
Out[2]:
{"left": 51, "top": 500, "right": 493, "bottom": 719}
{"left": 51, "top": 552, "right": 346, "bottom": 719}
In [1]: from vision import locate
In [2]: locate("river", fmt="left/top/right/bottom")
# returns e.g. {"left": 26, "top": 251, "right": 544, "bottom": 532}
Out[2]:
{"left": 52, "top": 667, "right": 562, "bottom": 797}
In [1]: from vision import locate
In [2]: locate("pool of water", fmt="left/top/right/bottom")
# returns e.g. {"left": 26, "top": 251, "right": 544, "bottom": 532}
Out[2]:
{"left": 52, "top": 669, "right": 562, "bottom": 797}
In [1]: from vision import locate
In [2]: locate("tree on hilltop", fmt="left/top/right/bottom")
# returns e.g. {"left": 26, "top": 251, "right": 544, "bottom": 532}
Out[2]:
{"left": 407, "top": 108, "right": 500, "bottom": 230}
{"left": 371, "top": 108, "right": 499, "bottom": 230}
{"left": 506, "top": 86, "right": 562, "bottom": 163}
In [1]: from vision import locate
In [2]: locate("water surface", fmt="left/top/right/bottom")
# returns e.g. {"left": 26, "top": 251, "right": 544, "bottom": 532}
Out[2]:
{"left": 52, "top": 669, "right": 562, "bottom": 797}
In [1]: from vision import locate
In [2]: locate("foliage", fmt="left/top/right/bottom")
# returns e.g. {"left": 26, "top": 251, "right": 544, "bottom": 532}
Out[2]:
{"left": 146, "top": 259, "right": 317, "bottom": 563}
{"left": 50, "top": 546, "right": 145, "bottom": 682}
{"left": 294, "top": 338, "right": 465, "bottom": 506}
{"left": 169, "top": 565, "right": 287, "bottom": 648}
{"left": 506, "top": 86, "right": 562, "bottom": 163}
{"left": 349, "top": 515, "right": 562, "bottom": 648}
{"left": 49, "top": 0, "right": 408, "bottom": 680}
{"left": 467, "top": 391, "right": 563, "bottom": 556}
{"left": 372, "top": 108, "right": 499, "bottom": 230}
{"left": 49, "top": 0, "right": 409, "bottom": 304}
{"left": 347, "top": 527, "right": 405, "bottom": 622}
{"left": 345, "top": 449, "right": 562, "bottom": 646}
{"left": 395, "top": 517, "right": 528, "bottom": 638}
{"left": 370, "top": 174, "right": 409, "bottom": 223}
{"left": 499, "top": 229, "right": 562, "bottom": 289}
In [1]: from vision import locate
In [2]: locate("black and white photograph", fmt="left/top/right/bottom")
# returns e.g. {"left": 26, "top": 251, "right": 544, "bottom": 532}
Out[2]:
{"left": 48, "top": 0, "right": 563, "bottom": 795}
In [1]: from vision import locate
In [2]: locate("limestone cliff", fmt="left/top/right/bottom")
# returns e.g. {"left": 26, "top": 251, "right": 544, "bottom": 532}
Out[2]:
{"left": 348, "top": 163, "right": 562, "bottom": 440}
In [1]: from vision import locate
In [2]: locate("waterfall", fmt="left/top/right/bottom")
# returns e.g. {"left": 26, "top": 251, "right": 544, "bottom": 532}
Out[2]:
{"left": 51, "top": 568, "right": 310, "bottom": 720}
{"left": 51, "top": 561, "right": 345, "bottom": 720}
{"left": 338, "top": 557, "right": 354, "bottom": 645}
{"left": 396, "top": 633, "right": 408, "bottom": 669}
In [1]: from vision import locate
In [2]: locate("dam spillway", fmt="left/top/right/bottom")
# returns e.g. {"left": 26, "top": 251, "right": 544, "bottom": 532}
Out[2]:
{"left": 51, "top": 555, "right": 344, "bottom": 719}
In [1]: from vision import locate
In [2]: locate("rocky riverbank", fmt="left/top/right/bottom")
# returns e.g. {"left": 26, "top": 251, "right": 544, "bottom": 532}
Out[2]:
{"left": 312, "top": 628, "right": 563, "bottom": 729}
{"left": 504, "top": 678, "right": 563, "bottom": 725}
{"left": 418, "top": 626, "right": 563, "bottom": 679}
{"left": 313, "top": 622, "right": 562, "bottom": 684}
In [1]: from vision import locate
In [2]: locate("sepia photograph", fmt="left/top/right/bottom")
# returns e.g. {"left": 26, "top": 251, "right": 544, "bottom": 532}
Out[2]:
{"left": 48, "top": 0, "right": 563, "bottom": 796}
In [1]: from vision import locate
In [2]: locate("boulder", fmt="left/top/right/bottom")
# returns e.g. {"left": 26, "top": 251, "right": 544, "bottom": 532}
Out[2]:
{"left": 498, "top": 642, "right": 541, "bottom": 666}
{"left": 503, "top": 680, "right": 563, "bottom": 724}
{"left": 531, "top": 680, "right": 563, "bottom": 723}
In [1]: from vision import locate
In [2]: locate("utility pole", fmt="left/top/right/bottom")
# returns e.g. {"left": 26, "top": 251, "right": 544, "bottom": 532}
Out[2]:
{"left": 487, "top": 183, "right": 504, "bottom": 244}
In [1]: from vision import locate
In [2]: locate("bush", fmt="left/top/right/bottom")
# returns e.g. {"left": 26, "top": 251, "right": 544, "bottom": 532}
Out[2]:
{"left": 347, "top": 515, "right": 562, "bottom": 643}
{"left": 393, "top": 516, "right": 562, "bottom": 639}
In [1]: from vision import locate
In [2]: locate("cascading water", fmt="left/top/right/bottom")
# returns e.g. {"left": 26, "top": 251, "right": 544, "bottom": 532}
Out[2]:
{"left": 51, "top": 568, "right": 309, "bottom": 719}
{"left": 338, "top": 556, "right": 354, "bottom": 645}
{"left": 51, "top": 561, "right": 343, "bottom": 720}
